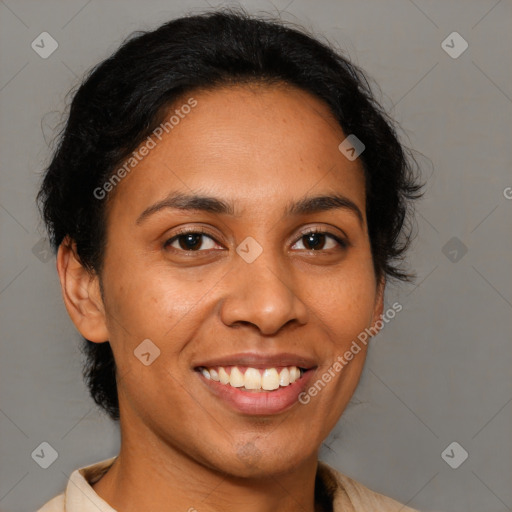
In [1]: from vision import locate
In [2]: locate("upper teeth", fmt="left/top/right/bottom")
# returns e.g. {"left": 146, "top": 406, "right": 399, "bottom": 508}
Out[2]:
{"left": 200, "top": 366, "right": 303, "bottom": 390}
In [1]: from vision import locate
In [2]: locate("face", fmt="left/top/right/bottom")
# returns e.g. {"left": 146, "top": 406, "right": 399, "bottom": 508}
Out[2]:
{"left": 64, "top": 83, "right": 384, "bottom": 478}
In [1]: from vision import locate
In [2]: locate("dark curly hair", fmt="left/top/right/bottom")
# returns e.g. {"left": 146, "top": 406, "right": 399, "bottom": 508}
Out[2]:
{"left": 37, "top": 7, "right": 422, "bottom": 421}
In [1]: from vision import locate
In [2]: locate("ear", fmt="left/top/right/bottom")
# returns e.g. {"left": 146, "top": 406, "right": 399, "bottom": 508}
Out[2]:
{"left": 369, "top": 275, "right": 385, "bottom": 336}
{"left": 56, "top": 236, "right": 109, "bottom": 343}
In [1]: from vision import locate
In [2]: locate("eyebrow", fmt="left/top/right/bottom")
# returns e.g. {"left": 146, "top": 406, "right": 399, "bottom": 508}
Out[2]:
{"left": 135, "top": 191, "right": 364, "bottom": 225}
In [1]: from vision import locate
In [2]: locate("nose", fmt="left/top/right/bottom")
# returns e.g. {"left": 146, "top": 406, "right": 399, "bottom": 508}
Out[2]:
{"left": 219, "top": 249, "right": 309, "bottom": 335}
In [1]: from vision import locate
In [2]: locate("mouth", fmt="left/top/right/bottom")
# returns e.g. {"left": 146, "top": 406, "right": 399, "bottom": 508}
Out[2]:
{"left": 195, "top": 365, "right": 308, "bottom": 392}
{"left": 193, "top": 353, "right": 317, "bottom": 415}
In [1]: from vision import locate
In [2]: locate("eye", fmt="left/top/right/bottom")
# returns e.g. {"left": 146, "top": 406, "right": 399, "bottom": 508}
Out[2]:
{"left": 163, "top": 227, "right": 347, "bottom": 253}
{"left": 164, "top": 229, "right": 221, "bottom": 252}
{"left": 291, "top": 229, "right": 347, "bottom": 251}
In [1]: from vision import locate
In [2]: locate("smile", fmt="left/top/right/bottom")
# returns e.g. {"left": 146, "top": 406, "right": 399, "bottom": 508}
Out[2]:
{"left": 193, "top": 352, "right": 317, "bottom": 414}
{"left": 197, "top": 365, "right": 305, "bottom": 392}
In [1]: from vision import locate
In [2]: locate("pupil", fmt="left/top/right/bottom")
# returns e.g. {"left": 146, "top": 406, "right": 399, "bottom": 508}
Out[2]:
{"left": 305, "top": 233, "right": 324, "bottom": 250}
{"left": 180, "top": 234, "right": 202, "bottom": 250}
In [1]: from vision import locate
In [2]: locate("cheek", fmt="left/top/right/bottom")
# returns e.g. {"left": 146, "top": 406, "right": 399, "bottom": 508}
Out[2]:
{"left": 99, "top": 260, "right": 177, "bottom": 349}
{"left": 307, "top": 265, "right": 377, "bottom": 345}
{"left": 101, "top": 255, "right": 219, "bottom": 365}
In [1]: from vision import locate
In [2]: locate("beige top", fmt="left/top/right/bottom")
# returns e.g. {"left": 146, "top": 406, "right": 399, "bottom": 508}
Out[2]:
{"left": 36, "top": 457, "right": 419, "bottom": 511}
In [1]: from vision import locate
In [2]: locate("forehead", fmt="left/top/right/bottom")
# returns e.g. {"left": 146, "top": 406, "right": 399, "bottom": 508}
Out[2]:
{"left": 105, "top": 83, "right": 366, "bottom": 223}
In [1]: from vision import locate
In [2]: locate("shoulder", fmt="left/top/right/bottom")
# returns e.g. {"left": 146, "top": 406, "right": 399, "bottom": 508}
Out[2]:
{"left": 317, "top": 460, "right": 420, "bottom": 512}
{"left": 34, "top": 456, "right": 117, "bottom": 512}
{"left": 36, "top": 492, "right": 65, "bottom": 512}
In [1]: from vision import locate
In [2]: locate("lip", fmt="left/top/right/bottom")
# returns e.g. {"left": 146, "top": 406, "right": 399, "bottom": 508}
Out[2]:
{"left": 196, "top": 366, "right": 317, "bottom": 416}
{"left": 192, "top": 352, "right": 317, "bottom": 370}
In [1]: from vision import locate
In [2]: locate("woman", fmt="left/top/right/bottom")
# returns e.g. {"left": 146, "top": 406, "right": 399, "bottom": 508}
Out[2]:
{"left": 36, "top": 8, "right": 422, "bottom": 512}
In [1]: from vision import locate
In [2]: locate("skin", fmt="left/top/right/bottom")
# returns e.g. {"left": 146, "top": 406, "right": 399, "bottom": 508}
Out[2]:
{"left": 57, "top": 83, "right": 384, "bottom": 512}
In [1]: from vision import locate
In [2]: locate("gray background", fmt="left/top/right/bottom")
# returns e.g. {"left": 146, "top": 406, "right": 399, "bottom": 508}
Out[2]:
{"left": 1, "top": 1, "right": 511, "bottom": 511}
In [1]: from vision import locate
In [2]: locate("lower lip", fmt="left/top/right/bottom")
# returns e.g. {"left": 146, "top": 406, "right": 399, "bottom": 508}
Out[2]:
{"left": 197, "top": 369, "right": 315, "bottom": 415}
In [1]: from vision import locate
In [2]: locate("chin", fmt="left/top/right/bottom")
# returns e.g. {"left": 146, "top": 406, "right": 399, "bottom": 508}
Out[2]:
{"left": 224, "top": 442, "right": 315, "bottom": 478}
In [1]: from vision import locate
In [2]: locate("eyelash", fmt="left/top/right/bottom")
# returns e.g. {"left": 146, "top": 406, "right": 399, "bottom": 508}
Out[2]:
{"left": 163, "top": 227, "right": 348, "bottom": 253}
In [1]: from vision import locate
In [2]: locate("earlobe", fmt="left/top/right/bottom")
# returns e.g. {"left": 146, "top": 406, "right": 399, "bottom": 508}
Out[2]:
{"left": 56, "top": 236, "right": 109, "bottom": 343}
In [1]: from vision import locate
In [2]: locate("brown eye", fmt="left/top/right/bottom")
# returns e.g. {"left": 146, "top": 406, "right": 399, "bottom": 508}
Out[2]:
{"left": 303, "top": 232, "right": 328, "bottom": 250}
{"left": 164, "top": 231, "right": 220, "bottom": 252}
{"left": 292, "top": 230, "right": 347, "bottom": 251}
